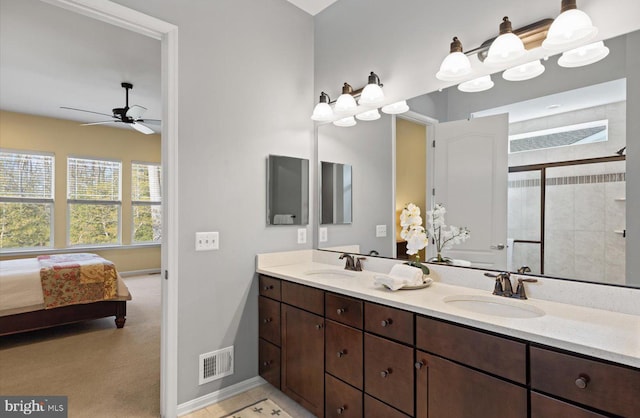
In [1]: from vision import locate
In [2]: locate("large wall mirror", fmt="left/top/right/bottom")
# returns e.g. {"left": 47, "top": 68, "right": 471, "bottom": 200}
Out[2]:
{"left": 321, "top": 161, "right": 353, "bottom": 225}
{"left": 316, "top": 29, "right": 639, "bottom": 288}
{"left": 267, "top": 155, "right": 309, "bottom": 226}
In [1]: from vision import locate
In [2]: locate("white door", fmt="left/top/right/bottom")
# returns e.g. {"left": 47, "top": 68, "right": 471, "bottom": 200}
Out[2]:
{"left": 433, "top": 114, "right": 508, "bottom": 269}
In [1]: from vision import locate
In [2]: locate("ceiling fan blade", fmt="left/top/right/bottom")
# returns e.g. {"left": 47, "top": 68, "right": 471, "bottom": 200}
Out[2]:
{"left": 126, "top": 105, "right": 147, "bottom": 120}
{"left": 137, "top": 118, "right": 161, "bottom": 125}
{"left": 81, "top": 121, "right": 121, "bottom": 126}
{"left": 61, "top": 106, "right": 114, "bottom": 118}
{"left": 131, "top": 122, "right": 155, "bottom": 135}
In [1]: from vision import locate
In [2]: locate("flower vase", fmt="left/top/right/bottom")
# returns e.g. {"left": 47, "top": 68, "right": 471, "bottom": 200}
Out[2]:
{"left": 428, "top": 252, "right": 453, "bottom": 265}
{"left": 405, "top": 254, "right": 430, "bottom": 275}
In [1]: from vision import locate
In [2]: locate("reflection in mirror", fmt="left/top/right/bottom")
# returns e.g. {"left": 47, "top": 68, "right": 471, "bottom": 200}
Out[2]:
{"left": 316, "top": 29, "right": 639, "bottom": 288}
{"left": 321, "top": 161, "right": 352, "bottom": 224}
{"left": 266, "top": 155, "right": 309, "bottom": 226}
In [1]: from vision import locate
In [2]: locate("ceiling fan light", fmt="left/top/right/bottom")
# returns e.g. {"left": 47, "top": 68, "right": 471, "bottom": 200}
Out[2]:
{"left": 436, "top": 37, "right": 473, "bottom": 81}
{"left": 542, "top": 5, "right": 597, "bottom": 50}
{"left": 355, "top": 108, "right": 381, "bottom": 121}
{"left": 503, "top": 60, "right": 546, "bottom": 81}
{"left": 359, "top": 72, "right": 385, "bottom": 106}
{"left": 381, "top": 100, "right": 409, "bottom": 115}
{"left": 557, "top": 41, "right": 609, "bottom": 67}
{"left": 335, "top": 83, "right": 358, "bottom": 114}
{"left": 458, "top": 75, "right": 494, "bottom": 93}
{"left": 485, "top": 17, "right": 526, "bottom": 67}
{"left": 333, "top": 116, "right": 357, "bottom": 127}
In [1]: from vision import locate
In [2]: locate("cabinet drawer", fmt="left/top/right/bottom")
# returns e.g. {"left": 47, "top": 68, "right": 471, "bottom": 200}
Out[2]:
{"left": 364, "top": 302, "right": 413, "bottom": 345}
{"left": 531, "top": 391, "right": 608, "bottom": 418}
{"left": 258, "top": 296, "right": 280, "bottom": 346}
{"left": 326, "top": 293, "right": 363, "bottom": 329}
{"left": 530, "top": 347, "right": 640, "bottom": 417}
{"left": 281, "top": 281, "right": 324, "bottom": 315}
{"left": 259, "top": 275, "right": 281, "bottom": 301}
{"left": 325, "top": 374, "right": 362, "bottom": 418}
{"left": 416, "top": 316, "right": 526, "bottom": 384}
{"left": 326, "top": 320, "right": 363, "bottom": 389}
{"left": 364, "top": 394, "right": 410, "bottom": 418}
{"left": 259, "top": 338, "right": 280, "bottom": 389}
{"left": 364, "top": 333, "right": 414, "bottom": 416}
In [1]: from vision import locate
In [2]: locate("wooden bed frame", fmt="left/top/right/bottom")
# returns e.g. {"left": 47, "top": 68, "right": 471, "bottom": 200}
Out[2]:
{"left": 0, "top": 300, "right": 126, "bottom": 336}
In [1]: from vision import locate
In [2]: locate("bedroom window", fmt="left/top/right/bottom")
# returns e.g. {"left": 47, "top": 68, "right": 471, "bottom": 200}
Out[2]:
{"left": 67, "top": 157, "right": 121, "bottom": 246}
{"left": 0, "top": 150, "right": 54, "bottom": 249}
{"left": 131, "top": 162, "right": 162, "bottom": 243}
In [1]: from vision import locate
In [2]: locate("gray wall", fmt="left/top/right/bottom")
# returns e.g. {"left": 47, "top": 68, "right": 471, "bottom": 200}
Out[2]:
{"left": 626, "top": 30, "right": 640, "bottom": 284}
{"left": 114, "top": 0, "right": 313, "bottom": 404}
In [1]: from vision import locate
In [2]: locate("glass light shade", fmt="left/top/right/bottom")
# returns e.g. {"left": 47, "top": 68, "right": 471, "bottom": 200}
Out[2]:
{"left": 355, "top": 109, "right": 381, "bottom": 121}
{"left": 381, "top": 100, "right": 410, "bottom": 115}
{"left": 359, "top": 83, "right": 385, "bottom": 106}
{"left": 436, "top": 52, "right": 472, "bottom": 81}
{"left": 311, "top": 102, "right": 333, "bottom": 121}
{"left": 333, "top": 116, "right": 357, "bottom": 127}
{"left": 542, "top": 9, "right": 597, "bottom": 50}
{"left": 558, "top": 41, "right": 609, "bottom": 67}
{"left": 334, "top": 93, "right": 358, "bottom": 114}
{"left": 502, "top": 60, "right": 545, "bottom": 81}
{"left": 458, "top": 75, "right": 494, "bottom": 93}
{"left": 485, "top": 33, "right": 526, "bottom": 66}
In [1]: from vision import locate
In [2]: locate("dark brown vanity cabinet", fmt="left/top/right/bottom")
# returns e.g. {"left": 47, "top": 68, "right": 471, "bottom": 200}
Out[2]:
{"left": 258, "top": 275, "right": 282, "bottom": 389}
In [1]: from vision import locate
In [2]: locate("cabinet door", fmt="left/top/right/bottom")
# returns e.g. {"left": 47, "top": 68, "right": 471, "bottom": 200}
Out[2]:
{"left": 281, "top": 304, "right": 324, "bottom": 417}
{"left": 325, "top": 374, "right": 362, "bottom": 418}
{"left": 415, "top": 350, "right": 526, "bottom": 418}
{"left": 326, "top": 320, "right": 363, "bottom": 389}
{"left": 259, "top": 338, "right": 280, "bottom": 389}
{"left": 259, "top": 296, "right": 280, "bottom": 346}
{"left": 531, "top": 392, "right": 608, "bottom": 418}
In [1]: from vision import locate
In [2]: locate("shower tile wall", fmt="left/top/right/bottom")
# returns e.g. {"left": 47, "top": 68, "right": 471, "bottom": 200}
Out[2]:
{"left": 508, "top": 102, "right": 626, "bottom": 285}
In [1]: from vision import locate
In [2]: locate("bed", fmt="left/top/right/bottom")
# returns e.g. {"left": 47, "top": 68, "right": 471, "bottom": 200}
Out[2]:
{"left": 0, "top": 254, "right": 132, "bottom": 336}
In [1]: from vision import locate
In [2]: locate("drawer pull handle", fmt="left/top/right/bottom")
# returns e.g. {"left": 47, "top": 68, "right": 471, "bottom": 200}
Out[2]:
{"left": 315, "top": 323, "right": 324, "bottom": 330}
{"left": 575, "top": 375, "right": 590, "bottom": 389}
{"left": 337, "top": 406, "right": 346, "bottom": 415}
{"left": 263, "top": 360, "right": 271, "bottom": 367}
{"left": 337, "top": 350, "right": 347, "bottom": 358}
{"left": 381, "top": 319, "right": 393, "bottom": 327}
{"left": 263, "top": 285, "right": 274, "bottom": 290}
{"left": 380, "top": 369, "right": 391, "bottom": 378}
{"left": 263, "top": 317, "right": 272, "bottom": 324}
{"left": 336, "top": 308, "right": 346, "bottom": 315}
{"left": 415, "top": 360, "right": 426, "bottom": 370}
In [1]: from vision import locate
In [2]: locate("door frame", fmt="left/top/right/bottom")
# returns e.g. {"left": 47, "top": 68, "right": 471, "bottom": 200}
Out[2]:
{"left": 41, "top": 1, "right": 179, "bottom": 416}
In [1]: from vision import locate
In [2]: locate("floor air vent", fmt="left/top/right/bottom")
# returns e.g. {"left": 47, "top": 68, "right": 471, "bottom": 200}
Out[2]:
{"left": 199, "top": 346, "right": 234, "bottom": 385}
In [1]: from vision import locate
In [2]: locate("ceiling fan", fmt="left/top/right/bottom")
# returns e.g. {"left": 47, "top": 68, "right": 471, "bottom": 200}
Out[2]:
{"left": 61, "top": 82, "right": 160, "bottom": 134}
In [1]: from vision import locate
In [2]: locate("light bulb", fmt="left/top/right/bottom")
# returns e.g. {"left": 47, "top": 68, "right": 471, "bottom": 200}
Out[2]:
{"left": 485, "top": 17, "right": 526, "bottom": 67}
{"left": 333, "top": 116, "right": 357, "bottom": 127}
{"left": 381, "top": 100, "right": 410, "bottom": 115}
{"left": 458, "top": 75, "right": 494, "bottom": 93}
{"left": 356, "top": 109, "right": 381, "bottom": 121}
{"left": 436, "top": 37, "right": 472, "bottom": 81}
{"left": 503, "top": 60, "right": 545, "bottom": 81}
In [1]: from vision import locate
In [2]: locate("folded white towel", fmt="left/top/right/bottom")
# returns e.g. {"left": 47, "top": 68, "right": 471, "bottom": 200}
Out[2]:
{"left": 451, "top": 259, "right": 471, "bottom": 267}
{"left": 373, "top": 264, "right": 425, "bottom": 291}
{"left": 273, "top": 214, "right": 294, "bottom": 224}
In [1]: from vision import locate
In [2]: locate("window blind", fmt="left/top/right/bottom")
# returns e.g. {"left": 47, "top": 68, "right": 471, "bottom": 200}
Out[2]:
{"left": 67, "top": 157, "right": 121, "bottom": 201}
{"left": 0, "top": 151, "right": 54, "bottom": 200}
{"left": 132, "top": 162, "right": 162, "bottom": 202}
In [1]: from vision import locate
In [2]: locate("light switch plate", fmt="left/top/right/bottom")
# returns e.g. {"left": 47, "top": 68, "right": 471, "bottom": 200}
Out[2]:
{"left": 297, "top": 228, "right": 307, "bottom": 244}
{"left": 319, "top": 227, "right": 328, "bottom": 243}
{"left": 196, "top": 231, "right": 219, "bottom": 251}
{"left": 376, "top": 224, "right": 387, "bottom": 237}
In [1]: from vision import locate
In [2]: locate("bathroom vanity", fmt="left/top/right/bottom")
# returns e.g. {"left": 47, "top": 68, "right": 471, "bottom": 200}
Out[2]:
{"left": 256, "top": 250, "right": 640, "bottom": 418}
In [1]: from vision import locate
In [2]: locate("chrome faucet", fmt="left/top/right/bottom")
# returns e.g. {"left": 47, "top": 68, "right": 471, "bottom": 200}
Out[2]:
{"left": 339, "top": 253, "right": 365, "bottom": 271}
{"left": 485, "top": 272, "right": 537, "bottom": 300}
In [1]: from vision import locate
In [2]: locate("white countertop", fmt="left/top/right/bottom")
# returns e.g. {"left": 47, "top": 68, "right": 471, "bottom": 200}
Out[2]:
{"left": 257, "top": 252, "right": 640, "bottom": 369}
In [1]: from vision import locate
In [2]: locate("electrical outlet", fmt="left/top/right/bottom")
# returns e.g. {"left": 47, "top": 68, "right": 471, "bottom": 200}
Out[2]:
{"left": 195, "top": 231, "right": 219, "bottom": 251}
{"left": 376, "top": 224, "right": 387, "bottom": 237}
{"left": 319, "top": 227, "right": 328, "bottom": 243}
{"left": 297, "top": 228, "right": 307, "bottom": 244}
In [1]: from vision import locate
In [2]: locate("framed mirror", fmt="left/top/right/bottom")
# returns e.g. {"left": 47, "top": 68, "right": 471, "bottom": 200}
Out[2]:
{"left": 315, "top": 29, "right": 638, "bottom": 288}
{"left": 266, "top": 155, "right": 309, "bottom": 226}
{"left": 320, "top": 161, "right": 353, "bottom": 225}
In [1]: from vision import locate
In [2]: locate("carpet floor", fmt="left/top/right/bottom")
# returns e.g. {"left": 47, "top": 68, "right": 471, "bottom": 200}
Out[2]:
{"left": 0, "top": 274, "right": 161, "bottom": 417}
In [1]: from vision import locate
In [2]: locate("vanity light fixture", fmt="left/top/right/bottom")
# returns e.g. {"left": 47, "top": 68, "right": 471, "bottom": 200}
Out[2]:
{"left": 355, "top": 108, "right": 381, "bottom": 121}
{"left": 557, "top": 40, "right": 609, "bottom": 68}
{"left": 311, "top": 92, "right": 334, "bottom": 121}
{"left": 333, "top": 116, "right": 357, "bottom": 127}
{"left": 436, "top": 37, "right": 473, "bottom": 81}
{"left": 502, "top": 59, "right": 545, "bottom": 81}
{"left": 334, "top": 82, "right": 358, "bottom": 115}
{"left": 484, "top": 17, "right": 526, "bottom": 67}
{"left": 358, "top": 72, "right": 385, "bottom": 106}
{"left": 542, "top": 0, "right": 597, "bottom": 51}
{"left": 381, "top": 100, "right": 410, "bottom": 115}
{"left": 458, "top": 75, "right": 494, "bottom": 93}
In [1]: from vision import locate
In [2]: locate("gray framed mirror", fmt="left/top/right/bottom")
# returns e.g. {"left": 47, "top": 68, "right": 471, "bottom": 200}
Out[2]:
{"left": 321, "top": 161, "right": 353, "bottom": 225}
{"left": 266, "top": 155, "right": 309, "bottom": 226}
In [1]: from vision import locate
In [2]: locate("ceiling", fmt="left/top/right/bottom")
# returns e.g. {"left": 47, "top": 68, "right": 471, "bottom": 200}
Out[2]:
{"left": 0, "top": 0, "right": 162, "bottom": 133}
{"left": 286, "top": 0, "right": 339, "bottom": 16}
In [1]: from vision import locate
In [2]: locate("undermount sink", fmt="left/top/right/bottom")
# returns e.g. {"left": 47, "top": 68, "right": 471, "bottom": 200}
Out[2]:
{"left": 443, "top": 294, "right": 545, "bottom": 319}
{"left": 303, "top": 269, "right": 356, "bottom": 279}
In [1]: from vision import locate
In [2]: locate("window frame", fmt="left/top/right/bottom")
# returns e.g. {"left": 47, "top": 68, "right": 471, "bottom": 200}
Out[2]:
{"left": 131, "top": 160, "right": 162, "bottom": 244}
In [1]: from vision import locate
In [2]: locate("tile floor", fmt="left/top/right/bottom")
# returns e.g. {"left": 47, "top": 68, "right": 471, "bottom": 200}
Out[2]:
{"left": 181, "top": 384, "right": 315, "bottom": 418}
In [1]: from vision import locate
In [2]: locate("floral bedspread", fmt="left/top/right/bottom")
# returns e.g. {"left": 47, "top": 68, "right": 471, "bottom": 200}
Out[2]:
{"left": 38, "top": 253, "right": 118, "bottom": 309}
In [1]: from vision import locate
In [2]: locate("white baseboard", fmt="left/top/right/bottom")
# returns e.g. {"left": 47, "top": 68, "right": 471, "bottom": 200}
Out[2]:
{"left": 177, "top": 376, "right": 267, "bottom": 416}
{"left": 120, "top": 268, "right": 161, "bottom": 277}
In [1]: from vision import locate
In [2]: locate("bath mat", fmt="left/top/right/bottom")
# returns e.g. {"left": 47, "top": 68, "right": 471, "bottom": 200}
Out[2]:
{"left": 221, "top": 398, "right": 293, "bottom": 418}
